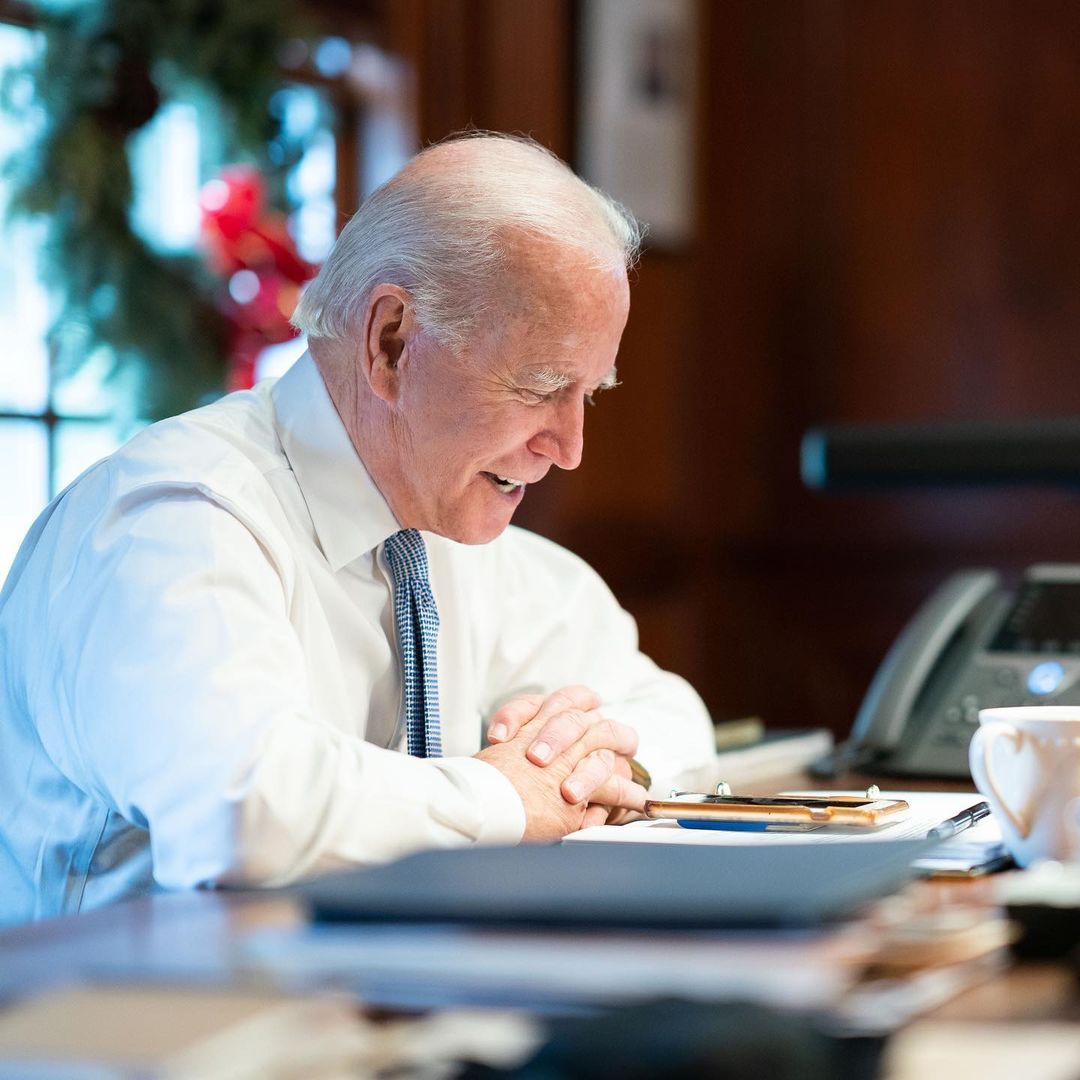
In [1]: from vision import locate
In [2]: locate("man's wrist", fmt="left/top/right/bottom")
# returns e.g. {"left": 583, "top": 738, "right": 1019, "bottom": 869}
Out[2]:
{"left": 435, "top": 756, "right": 527, "bottom": 845}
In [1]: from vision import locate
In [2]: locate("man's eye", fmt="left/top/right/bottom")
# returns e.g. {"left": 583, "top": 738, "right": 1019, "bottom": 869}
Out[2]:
{"left": 519, "top": 388, "right": 555, "bottom": 405}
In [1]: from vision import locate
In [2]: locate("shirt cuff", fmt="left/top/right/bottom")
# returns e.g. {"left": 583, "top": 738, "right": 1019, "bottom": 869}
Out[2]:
{"left": 433, "top": 756, "right": 527, "bottom": 845}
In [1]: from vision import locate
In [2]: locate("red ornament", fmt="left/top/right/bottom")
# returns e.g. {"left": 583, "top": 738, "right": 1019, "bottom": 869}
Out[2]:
{"left": 199, "top": 166, "right": 264, "bottom": 251}
{"left": 199, "top": 166, "right": 318, "bottom": 391}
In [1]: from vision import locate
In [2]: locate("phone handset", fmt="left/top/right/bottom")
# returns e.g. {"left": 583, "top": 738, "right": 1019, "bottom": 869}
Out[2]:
{"left": 812, "top": 569, "right": 1001, "bottom": 775}
{"left": 852, "top": 569, "right": 1001, "bottom": 753}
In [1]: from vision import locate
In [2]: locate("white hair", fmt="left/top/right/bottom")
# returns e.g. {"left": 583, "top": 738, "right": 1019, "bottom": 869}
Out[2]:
{"left": 291, "top": 132, "right": 642, "bottom": 350}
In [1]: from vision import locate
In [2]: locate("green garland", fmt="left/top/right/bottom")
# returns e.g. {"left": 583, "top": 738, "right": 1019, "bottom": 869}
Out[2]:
{"left": 6, "top": 0, "right": 308, "bottom": 419}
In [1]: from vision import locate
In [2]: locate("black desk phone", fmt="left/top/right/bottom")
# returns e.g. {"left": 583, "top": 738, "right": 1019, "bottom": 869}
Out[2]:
{"left": 819, "top": 564, "right": 1080, "bottom": 779}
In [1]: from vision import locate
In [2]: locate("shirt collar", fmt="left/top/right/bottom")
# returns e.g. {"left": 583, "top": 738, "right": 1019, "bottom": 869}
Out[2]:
{"left": 271, "top": 351, "right": 401, "bottom": 571}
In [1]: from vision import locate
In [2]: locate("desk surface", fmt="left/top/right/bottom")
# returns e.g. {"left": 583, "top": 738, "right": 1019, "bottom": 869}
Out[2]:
{"left": 2, "top": 867, "right": 1077, "bottom": 1025}
{"left": 2, "top": 772, "right": 1078, "bottom": 1048}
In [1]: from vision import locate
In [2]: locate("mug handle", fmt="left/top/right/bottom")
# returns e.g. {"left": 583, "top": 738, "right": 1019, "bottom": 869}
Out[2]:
{"left": 969, "top": 720, "right": 1032, "bottom": 838}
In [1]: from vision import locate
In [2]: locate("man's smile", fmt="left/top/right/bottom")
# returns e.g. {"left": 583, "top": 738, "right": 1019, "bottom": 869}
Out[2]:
{"left": 482, "top": 471, "right": 526, "bottom": 495}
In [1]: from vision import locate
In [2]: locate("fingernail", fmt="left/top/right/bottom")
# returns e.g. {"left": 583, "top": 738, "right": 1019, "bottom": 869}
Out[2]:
{"left": 530, "top": 741, "right": 553, "bottom": 764}
{"left": 564, "top": 779, "right": 584, "bottom": 802}
{"left": 489, "top": 722, "right": 508, "bottom": 742}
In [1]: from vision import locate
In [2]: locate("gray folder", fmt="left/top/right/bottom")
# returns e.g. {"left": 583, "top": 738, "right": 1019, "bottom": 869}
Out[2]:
{"left": 304, "top": 838, "right": 934, "bottom": 929}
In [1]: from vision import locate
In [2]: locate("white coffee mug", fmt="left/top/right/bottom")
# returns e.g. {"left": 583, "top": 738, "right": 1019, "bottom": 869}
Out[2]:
{"left": 969, "top": 706, "right": 1080, "bottom": 867}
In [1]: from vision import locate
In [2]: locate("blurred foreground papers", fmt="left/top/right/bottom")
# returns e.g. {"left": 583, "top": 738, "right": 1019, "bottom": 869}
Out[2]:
{"left": 241, "top": 842, "right": 995, "bottom": 1018}
{"left": 300, "top": 840, "right": 934, "bottom": 929}
{"left": 241, "top": 922, "right": 865, "bottom": 1014}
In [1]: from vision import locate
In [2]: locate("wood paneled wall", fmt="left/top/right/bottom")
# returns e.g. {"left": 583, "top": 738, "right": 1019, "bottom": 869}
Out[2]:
{"left": 380, "top": 0, "right": 1080, "bottom": 735}
{"left": 689, "top": 1, "right": 1080, "bottom": 730}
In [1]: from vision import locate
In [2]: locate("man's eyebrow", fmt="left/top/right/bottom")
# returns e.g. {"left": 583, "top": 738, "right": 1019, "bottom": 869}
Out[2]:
{"left": 519, "top": 367, "right": 620, "bottom": 392}
{"left": 521, "top": 368, "right": 574, "bottom": 391}
{"left": 595, "top": 368, "right": 620, "bottom": 392}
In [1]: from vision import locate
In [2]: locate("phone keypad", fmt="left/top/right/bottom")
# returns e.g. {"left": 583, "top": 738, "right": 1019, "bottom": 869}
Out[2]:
{"left": 907, "top": 652, "right": 1080, "bottom": 775}
{"left": 936, "top": 659, "right": 1080, "bottom": 741}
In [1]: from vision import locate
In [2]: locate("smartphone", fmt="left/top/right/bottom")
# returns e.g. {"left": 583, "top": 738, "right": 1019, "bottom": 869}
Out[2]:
{"left": 643, "top": 793, "right": 910, "bottom": 829}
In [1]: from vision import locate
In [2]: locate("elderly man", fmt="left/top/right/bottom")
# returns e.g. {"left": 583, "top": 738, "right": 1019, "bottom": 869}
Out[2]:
{"left": 0, "top": 134, "right": 714, "bottom": 925}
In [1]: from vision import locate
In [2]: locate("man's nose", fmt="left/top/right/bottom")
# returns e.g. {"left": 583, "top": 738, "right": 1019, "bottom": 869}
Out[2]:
{"left": 529, "top": 397, "right": 585, "bottom": 470}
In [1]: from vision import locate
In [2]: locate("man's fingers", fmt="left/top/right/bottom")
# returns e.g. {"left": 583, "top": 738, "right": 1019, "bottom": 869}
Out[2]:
{"left": 580, "top": 771, "right": 649, "bottom": 813}
{"left": 553, "top": 713, "right": 638, "bottom": 771}
{"left": 581, "top": 803, "right": 611, "bottom": 829}
{"left": 525, "top": 706, "right": 591, "bottom": 765}
{"left": 518, "top": 686, "right": 603, "bottom": 763}
{"left": 560, "top": 748, "right": 617, "bottom": 804}
{"left": 486, "top": 694, "right": 545, "bottom": 743}
{"left": 487, "top": 685, "right": 600, "bottom": 745}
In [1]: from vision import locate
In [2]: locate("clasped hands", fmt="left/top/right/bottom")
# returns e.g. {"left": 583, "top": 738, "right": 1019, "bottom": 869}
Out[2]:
{"left": 475, "top": 685, "right": 647, "bottom": 841}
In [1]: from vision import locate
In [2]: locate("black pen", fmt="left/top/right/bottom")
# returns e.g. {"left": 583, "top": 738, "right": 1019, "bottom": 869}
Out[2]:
{"left": 926, "top": 801, "right": 992, "bottom": 842}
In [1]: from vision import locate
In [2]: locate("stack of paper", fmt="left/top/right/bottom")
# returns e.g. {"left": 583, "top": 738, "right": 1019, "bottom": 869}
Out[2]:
{"left": 241, "top": 922, "right": 867, "bottom": 1014}
{"left": 563, "top": 792, "right": 1009, "bottom": 878}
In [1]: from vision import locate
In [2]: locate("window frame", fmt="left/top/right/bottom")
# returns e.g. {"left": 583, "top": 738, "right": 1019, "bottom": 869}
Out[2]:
{"left": 0, "top": 3, "right": 364, "bottom": 500}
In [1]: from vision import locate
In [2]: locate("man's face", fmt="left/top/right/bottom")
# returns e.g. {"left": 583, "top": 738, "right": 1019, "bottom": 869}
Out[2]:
{"left": 384, "top": 245, "right": 630, "bottom": 544}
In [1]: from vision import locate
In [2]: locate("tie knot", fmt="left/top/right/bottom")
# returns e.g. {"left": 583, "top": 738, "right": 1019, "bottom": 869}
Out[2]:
{"left": 384, "top": 528, "right": 430, "bottom": 583}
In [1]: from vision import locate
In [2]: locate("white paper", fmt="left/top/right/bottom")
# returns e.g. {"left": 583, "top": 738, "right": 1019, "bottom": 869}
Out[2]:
{"left": 565, "top": 791, "right": 1003, "bottom": 851}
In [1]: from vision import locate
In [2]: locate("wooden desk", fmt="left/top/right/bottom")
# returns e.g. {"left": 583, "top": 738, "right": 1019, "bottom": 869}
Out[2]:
{"left": 0, "top": 888, "right": 302, "bottom": 1005}
{"left": 1, "top": 774, "right": 1078, "bottom": 1065}
{"left": 0, "top": 863, "right": 1076, "bottom": 1023}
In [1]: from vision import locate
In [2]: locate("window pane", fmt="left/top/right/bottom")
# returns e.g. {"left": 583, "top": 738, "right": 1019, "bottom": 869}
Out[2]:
{"left": 50, "top": 346, "right": 119, "bottom": 417}
{"left": 254, "top": 336, "right": 307, "bottom": 383}
{"left": 0, "top": 420, "right": 48, "bottom": 580}
{"left": 128, "top": 100, "right": 203, "bottom": 253}
{"left": 53, "top": 420, "right": 131, "bottom": 493}
{"left": 0, "top": 23, "right": 49, "bottom": 414}
{"left": 351, "top": 44, "right": 414, "bottom": 196}
{"left": 277, "top": 85, "right": 337, "bottom": 263}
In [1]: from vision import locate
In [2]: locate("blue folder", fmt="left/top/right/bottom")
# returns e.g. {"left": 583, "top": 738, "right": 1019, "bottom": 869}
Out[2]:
{"left": 303, "top": 838, "right": 934, "bottom": 930}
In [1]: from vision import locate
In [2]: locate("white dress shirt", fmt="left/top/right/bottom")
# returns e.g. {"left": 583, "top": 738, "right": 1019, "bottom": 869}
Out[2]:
{"left": 0, "top": 353, "right": 714, "bottom": 924}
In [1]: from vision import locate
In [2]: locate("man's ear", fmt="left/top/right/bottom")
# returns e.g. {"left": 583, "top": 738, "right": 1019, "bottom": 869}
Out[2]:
{"left": 361, "top": 285, "right": 416, "bottom": 405}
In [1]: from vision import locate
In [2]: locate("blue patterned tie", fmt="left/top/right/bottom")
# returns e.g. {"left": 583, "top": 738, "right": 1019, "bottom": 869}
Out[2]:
{"left": 384, "top": 529, "right": 443, "bottom": 758}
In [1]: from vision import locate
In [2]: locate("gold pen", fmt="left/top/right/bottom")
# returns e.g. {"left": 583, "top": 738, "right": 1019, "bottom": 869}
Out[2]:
{"left": 627, "top": 757, "right": 652, "bottom": 790}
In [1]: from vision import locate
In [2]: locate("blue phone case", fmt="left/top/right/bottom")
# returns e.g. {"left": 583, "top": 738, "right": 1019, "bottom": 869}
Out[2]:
{"left": 677, "top": 819, "right": 820, "bottom": 833}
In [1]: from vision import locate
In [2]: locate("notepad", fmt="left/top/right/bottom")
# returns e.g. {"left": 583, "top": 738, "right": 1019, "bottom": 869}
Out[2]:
{"left": 563, "top": 792, "right": 1009, "bottom": 877}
